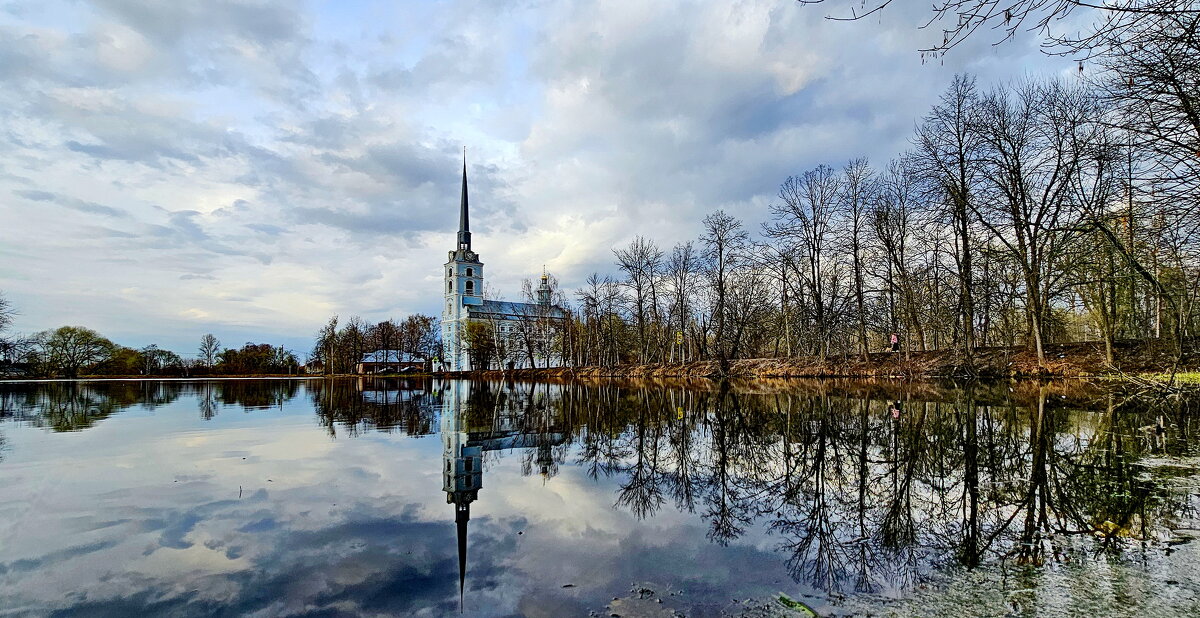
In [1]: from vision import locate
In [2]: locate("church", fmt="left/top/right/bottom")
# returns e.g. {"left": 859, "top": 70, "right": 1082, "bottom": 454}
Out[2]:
{"left": 440, "top": 158, "right": 567, "bottom": 372}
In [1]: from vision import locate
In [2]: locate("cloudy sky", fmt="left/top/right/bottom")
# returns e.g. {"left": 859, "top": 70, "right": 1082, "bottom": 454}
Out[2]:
{"left": 0, "top": 0, "right": 1081, "bottom": 356}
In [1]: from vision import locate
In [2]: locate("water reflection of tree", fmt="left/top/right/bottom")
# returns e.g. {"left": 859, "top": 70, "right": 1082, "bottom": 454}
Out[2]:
{"left": 9, "top": 378, "right": 1189, "bottom": 596}
{"left": 309, "top": 378, "right": 436, "bottom": 437}
{"left": 5, "top": 378, "right": 1164, "bottom": 596}
{"left": 0, "top": 382, "right": 182, "bottom": 431}
{"left": 198, "top": 383, "right": 218, "bottom": 420}
{"left": 539, "top": 380, "right": 1200, "bottom": 594}
{"left": 216, "top": 380, "right": 299, "bottom": 411}
{"left": 614, "top": 388, "right": 668, "bottom": 519}
{"left": 0, "top": 381, "right": 314, "bottom": 431}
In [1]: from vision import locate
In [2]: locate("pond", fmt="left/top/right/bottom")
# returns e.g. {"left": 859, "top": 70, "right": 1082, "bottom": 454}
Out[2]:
{"left": 0, "top": 378, "right": 1198, "bottom": 617}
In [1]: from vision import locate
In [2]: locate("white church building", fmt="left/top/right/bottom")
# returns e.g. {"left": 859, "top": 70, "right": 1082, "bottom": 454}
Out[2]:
{"left": 440, "top": 158, "right": 566, "bottom": 372}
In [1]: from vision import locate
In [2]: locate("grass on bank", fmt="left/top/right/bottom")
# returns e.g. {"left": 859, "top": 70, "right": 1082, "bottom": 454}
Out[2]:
{"left": 1134, "top": 371, "right": 1200, "bottom": 385}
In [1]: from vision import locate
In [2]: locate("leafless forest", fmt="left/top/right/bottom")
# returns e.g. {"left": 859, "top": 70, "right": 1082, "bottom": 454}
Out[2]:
{"left": 553, "top": 5, "right": 1200, "bottom": 372}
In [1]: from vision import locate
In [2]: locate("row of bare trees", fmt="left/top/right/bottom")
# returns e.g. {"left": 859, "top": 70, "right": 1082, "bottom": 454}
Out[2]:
{"left": 541, "top": 2, "right": 1200, "bottom": 372}
{"left": 561, "top": 64, "right": 1198, "bottom": 371}
{"left": 311, "top": 314, "right": 439, "bottom": 374}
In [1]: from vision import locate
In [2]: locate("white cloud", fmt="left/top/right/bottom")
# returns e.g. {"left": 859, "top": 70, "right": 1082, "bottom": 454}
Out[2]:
{"left": 0, "top": 0, "right": 1068, "bottom": 354}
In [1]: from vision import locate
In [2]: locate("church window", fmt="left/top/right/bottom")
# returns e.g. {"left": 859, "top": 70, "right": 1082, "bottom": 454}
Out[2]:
{"left": 466, "top": 267, "right": 474, "bottom": 277}
{"left": 466, "top": 280, "right": 474, "bottom": 294}
{"left": 447, "top": 280, "right": 452, "bottom": 292}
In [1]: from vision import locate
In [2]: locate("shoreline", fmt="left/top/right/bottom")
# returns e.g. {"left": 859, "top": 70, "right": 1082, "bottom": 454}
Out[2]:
{"left": 462, "top": 339, "right": 1200, "bottom": 381}
{"left": 4, "top": 340, "right": 1195, "bottom": 384}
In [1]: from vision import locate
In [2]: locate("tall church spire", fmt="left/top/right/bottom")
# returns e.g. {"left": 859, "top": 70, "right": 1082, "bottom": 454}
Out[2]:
{"left": 457, "top": 149, "right": 471, "bottom": 250}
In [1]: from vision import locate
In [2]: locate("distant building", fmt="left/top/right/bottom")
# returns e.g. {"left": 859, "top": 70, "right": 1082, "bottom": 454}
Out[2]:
{"left": 355, "top": 351, "right": 428, "bottom": 374}
{"left": 441, "top": 157, "right": 567, "bottom": 372}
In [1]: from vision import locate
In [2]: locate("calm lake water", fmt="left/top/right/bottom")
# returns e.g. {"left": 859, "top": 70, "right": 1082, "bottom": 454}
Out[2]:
{"left": 1, "top": 378, "right": 1198, "bottom": 617}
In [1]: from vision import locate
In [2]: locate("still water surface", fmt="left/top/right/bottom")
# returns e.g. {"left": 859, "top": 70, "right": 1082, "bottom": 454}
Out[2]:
{"left": 0, "top": 378, "right": 1198, "bottom": 617}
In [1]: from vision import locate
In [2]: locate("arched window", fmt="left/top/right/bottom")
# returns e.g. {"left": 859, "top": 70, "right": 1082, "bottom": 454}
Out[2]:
{"left": 465, "top": 280, "right": 474, "bottom": 294}
{"left": 447, "top": 280, "right": 452, "bottom": 292}
{"left": 466, "top": 267, "right": 474, "bottom": 277}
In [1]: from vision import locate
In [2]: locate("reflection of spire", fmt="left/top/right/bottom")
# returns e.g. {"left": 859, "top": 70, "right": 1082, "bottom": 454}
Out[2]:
{"left": 456, "top": 501, "right": 469, "bottom": 612}
{"left": 536, "top": 442, "right": 555, "bottom": 478}
{"left": 442, "top": 384, "right": 481, "bottom": 613}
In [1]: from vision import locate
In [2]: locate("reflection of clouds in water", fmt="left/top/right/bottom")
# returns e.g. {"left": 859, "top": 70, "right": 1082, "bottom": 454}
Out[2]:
{"left": 0, "top": 450, "right": 494, "bottom": 614}
{"left": 17, "top": 512, "right": 492, "bottom": 615}
{"left": 0, "top": 381, "right": 801, "bottom": 615}
{"left": 2, "top": 379, "right": 1198, "bottom": 616}
{"left": 494, "top": 465, "right": 629, "bottom": 535}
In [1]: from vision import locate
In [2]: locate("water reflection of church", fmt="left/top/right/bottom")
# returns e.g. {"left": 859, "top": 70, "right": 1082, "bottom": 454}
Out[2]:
{"left": 439, "top": 380, "right": 569, "bottom": 608}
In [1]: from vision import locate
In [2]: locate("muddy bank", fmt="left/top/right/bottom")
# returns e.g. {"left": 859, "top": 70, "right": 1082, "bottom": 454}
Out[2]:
{"left": 461, "top": 339, "right": 1199, "bottom": 380}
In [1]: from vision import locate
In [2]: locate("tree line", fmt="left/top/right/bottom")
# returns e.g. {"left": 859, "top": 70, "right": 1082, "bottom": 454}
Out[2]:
{"left": 0, "top": 300, "right": 299, "bottom": 377}
{"left": 309, "top": 314, "right": 439, "bottom": 375}
{"left": 0, "top": 290, "right": 441, "bottom": 378}
{"left": 550, "top": 62, "right": 1198, "bottom": 371}
{"left": 479, "top": 2, "right": 1193, "bottom": 373}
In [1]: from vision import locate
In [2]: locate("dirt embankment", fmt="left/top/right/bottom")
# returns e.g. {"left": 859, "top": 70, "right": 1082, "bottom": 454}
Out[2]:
{"left": 462, "top": 339, "right": 1199, "bottom": 381}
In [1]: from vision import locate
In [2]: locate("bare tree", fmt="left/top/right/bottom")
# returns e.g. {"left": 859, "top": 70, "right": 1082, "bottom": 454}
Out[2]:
{"left": 314, "top": 315, "right": 338, "bottom": 375}
{"left": 795, "top": 0, "right": 1200, "bottom": 55}
{"left": 914, "top": 74, "right": 984, "bottom": 356}
{"left": 666, "top": 242, "right": 700, "bottom": 362}
{"left": 754, "top": 237, "right": 801, "bottom": 357}
{"left": 0, "top": 291, "right": 13, "bottom": 338}
{"left": 1091, "top": 10, "right": 1200, "bottom": 355}
{"left": 614, "top": 237, "right": 665, "bottom": 363}
{"left": 873, "top": 158, "right": 927, "bottom": 352}
{"left": 199, "top": 333, "right": 221, "bottom": 368}
{"left": 462, "top": 319, "right": 497, "bottom": 370}
{"left": 770, "top": 166, "right": 842, "bottom": 359}
{"left": 972, "top": 80, "right": 1087, "bottom": 367}
{"left": 577, "top": 272, "right": 626, "bottom": 366}
{"left": 400, "top": 314, "right": 440, "bottom": 361}
{"left": 702, "top": 210, "right": 751, "bottom": 375}
{"left": 370, "top": 320, "right": 399, "bottom": 362}
{"left": 839, "top": 157, "right": 877, "bottom": 360}
{"left": 341, "top": 316, "right": 369, "bottom": 373}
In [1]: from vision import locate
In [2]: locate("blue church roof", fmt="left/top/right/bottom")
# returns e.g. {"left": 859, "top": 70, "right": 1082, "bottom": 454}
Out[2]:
{"left": 468, "top": 300, "right": 567, "bottom": 320}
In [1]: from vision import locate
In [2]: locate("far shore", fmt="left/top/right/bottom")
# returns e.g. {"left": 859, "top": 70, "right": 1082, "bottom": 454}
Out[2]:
{"left": 4, "top": 340, "right": 1197, "bottom": 384}
{"left": 465, "top": 339, "right": 1200, "bottom": 382}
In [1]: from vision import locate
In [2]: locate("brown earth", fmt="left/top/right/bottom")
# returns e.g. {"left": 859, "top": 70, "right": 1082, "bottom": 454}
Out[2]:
{"left": 462, "top": 338, "right": 1199, "bottom": 381}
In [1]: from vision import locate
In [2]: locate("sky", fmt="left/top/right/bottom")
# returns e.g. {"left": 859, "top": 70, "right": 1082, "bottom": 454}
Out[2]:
{"left": 0, "top": 0, "right": 1084, "bottom": 357}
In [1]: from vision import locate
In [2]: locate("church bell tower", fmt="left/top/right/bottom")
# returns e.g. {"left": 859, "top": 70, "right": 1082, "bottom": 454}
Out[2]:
{"left": 442, "top": 153, "right": 483, "bottom": 371}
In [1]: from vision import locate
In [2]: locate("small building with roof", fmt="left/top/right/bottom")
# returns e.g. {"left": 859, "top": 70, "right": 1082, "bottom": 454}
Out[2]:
{"left": 355, "top": 351, "right": 429, "bottom": 374}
